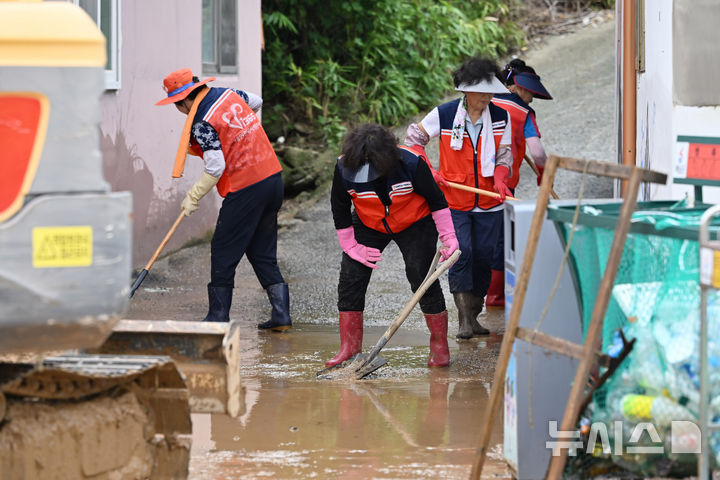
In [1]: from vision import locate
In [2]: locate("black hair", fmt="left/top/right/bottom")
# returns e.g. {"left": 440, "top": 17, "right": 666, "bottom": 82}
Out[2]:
{"left": 452, "top": 57, "right": 501, "bottom": 89}
{"left": 340, "top": 124, "right": 401, "bottom": 177}
{"left": 177, "top": 76, "right": 208, "bottom": 104}
{"left": 501, "top": 59, "right": 537, "bottom": 86}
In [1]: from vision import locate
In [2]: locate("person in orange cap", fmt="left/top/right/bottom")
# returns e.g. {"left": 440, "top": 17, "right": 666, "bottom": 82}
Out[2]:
{"left": 156, "top": 68, "right": 291, "bottom": 331}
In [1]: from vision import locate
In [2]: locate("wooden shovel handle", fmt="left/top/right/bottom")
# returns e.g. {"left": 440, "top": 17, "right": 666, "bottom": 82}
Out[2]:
{"left": 144, "top": 210, "right": 185, "bottom": 270}
{"left": 446, "top": 181, "right": 520, "bottom": 202}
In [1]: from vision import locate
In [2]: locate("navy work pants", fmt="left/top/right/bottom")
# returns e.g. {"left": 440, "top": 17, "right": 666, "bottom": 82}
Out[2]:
{"left": 210, "top": 172, "right": 285, "bottom": 289}
{"left": 491, "top": 218, "right": 505, "bottom": 271}
{"left": 448, "top": 209, "right": 503, "bottom": 296}
{"left": 337, "top": 215, "right": 446, "bottom": 314}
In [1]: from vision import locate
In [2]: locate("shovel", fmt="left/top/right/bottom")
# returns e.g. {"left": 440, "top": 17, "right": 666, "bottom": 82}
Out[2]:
{"left": 445, "top": 181, "right": 520, "bottom": 202}
{"left": 129, "top": 210, "right": 185, "bottom": 298}
{"left": 317, "top": 248, "right": 461, "bottom": 380}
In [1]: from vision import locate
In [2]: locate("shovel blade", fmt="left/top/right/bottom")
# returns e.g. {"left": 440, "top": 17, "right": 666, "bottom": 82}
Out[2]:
{"left": 316, "top": 353, "right": 365, "bottom": 379}
{"left": 354, "top": 356, "right": 388, "bottom": 379}
{"left": 316, "top": 353, "right": 388, "bottom": 380}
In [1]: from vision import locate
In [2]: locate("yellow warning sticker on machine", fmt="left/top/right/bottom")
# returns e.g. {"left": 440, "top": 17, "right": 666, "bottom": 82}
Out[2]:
{"left": 32, "top": 226, "right": 93, "bottom": 267}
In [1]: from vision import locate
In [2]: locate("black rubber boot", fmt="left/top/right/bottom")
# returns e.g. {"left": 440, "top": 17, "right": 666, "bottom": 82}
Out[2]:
{"left": 453, "top": 292, "right": 474, "bottom": 340}
{"left": 258, "top": 283, "right": 292, "bottom": 331}
{"left": 469, "top": 293, "right": 490, "bottom": 336}
{"left": 202, "top": 284, "right": 232, "bottom": 322}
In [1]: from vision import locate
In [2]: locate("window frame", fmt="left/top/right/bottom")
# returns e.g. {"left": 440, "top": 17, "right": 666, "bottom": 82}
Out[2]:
{"left": 72, "top": 0, "right": 121, "bottom": 90}
{"left": 202, "top": 0, "right": 238, "bottom": 75}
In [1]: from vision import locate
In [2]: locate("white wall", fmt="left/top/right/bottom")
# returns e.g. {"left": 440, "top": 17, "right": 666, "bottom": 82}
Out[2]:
{"left": 635, "top": 0, "right": 674, "bottom": 200}
{"left": 99, "top": 0, "right": 264, "bottom": 266}
{"left": 639, "top": 0, "right": 720, "bottom": 203}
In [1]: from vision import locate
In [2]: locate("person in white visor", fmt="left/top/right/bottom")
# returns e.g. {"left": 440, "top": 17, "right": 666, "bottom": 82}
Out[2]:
{"left": 404, "top": 57, "right": 512, "bottom": 340}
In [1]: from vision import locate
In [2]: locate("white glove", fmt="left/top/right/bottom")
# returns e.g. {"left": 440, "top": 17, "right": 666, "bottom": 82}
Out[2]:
{"left": 181, "top": 171, "right": 219, "bottom": 216}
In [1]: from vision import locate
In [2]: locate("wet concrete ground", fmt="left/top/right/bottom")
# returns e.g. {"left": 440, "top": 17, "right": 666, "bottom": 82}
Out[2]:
{"left": 125, "top": 16, "right": 616, "bottom": 480}
{"left": 126, "top": 242, "right": 509, "bottom": 479}
{"left": 188, "top": 323, "right": 508, "bottom": 480}
{"left": 127, "top": 253, "right": 509, "bottom": 479}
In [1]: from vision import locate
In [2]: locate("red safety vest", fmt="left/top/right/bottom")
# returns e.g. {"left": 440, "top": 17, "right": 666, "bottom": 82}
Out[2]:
{"left": 191, "top": 89, "right": 281, "bottom": 197}
{"left": 437, "top": 101, "right": 509, "bottom": 210}
{"left": 340, "top": 146, "right": 431, "bottom": 234}
{"left": 491, "top": 94, "right": 539, "bottom": 190}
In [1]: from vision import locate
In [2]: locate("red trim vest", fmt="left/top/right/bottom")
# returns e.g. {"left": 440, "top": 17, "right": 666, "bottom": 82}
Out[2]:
{"left": 339, "top": 146, "right": 431, "bottom": 234}
{"left": 437, "top": 100, "right": 509, "bottom": 210}
{"left": 492, "top": 93, "right": 538, "bottom": 190}
{"left": 192, "top": 89, "right": 281, "bottom": 197}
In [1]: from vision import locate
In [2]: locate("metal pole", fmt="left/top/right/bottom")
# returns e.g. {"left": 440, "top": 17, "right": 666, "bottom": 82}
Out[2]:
{"left": 698, "top": 205, "right": 720, "bottom": 480}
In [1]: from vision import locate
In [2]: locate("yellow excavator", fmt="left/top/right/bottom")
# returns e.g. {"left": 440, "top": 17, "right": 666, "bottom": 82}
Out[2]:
{"left": 0, "top": 2, "right": 240, "bottom": 477}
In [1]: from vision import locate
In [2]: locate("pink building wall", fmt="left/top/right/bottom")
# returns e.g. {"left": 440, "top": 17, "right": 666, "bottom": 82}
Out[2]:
{"left": 99, "top": 0, "right": 264, "bottom": 266}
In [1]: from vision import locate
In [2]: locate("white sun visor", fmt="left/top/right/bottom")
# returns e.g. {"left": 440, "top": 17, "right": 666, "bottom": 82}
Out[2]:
{"left": 455, "top": 76, "right": 509, "bottom": 94}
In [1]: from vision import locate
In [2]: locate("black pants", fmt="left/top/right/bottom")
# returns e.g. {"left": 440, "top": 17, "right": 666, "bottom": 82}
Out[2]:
{"left": 337, "top": 215, "right": 446, "bottom": 314}
{"left": 210, "top": 173, "right": 285, "bottom": 289}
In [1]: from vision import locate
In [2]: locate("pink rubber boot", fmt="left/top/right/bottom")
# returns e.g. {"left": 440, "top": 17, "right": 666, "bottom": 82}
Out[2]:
{"left": 486, "top": 269, "right": 505, "bottom": 309}
{"left": 425, "top": 311, "right": 450, "bottom": 367}
{"left": 325, "top": 311, "right": 363, "bottom": 367}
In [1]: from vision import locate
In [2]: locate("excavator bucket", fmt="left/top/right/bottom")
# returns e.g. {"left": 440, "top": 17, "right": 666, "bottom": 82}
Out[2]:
{"left": 93, "top": 320, "right": 243, "bottom": 417}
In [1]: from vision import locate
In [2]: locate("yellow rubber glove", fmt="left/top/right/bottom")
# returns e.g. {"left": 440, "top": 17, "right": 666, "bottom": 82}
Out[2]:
{"left": 181, "top": 171, "right": 220, "bottom": 216}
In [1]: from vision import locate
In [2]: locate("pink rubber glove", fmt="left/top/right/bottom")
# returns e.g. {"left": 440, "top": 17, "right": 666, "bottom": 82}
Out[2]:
{"left": 536, "top": 165, "right": 544, "bottom": 187}
{"left": 336, "top": 226, "right": 382, "bottom": 269}
{"left": 493, "top": 165, "right": 512, "bottom": 202}
{"left": 431, "top": 208, "right": 459, "bottom": 262}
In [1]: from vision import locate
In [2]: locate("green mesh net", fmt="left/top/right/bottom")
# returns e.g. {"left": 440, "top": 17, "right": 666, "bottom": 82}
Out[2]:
{"left": 550, "top": 200, "right": 720, "bottom": 477}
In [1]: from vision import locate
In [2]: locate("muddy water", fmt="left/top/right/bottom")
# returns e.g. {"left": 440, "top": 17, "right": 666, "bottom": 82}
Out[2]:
{"left": 188, "top": 319, "right": 509, "bottom": 480}
{"left": 190, "top": 314, "right": 509, "bottom": 479}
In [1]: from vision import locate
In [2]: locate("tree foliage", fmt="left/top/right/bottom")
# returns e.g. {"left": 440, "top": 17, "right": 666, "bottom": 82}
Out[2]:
{"left": 261, "top": 0, "right": 524, "bottom": 146}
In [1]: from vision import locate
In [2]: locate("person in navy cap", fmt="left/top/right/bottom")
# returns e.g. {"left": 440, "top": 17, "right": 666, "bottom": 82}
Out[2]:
{"left": 486, "top": 59, "right": 553, "bottom": 310}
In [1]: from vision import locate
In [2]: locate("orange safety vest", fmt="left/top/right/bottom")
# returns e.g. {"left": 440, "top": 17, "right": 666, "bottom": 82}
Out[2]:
{"left": 190, "top": 88, "right": 281, "bottom": 197}
{"left": 492, "top": 93, "right": 539, "bottom": 190}
{"left": 436, "top": 99, "right": 509, "bottom": 210}
{"left": 338, "top": 146, "right": 431, "bottom": 234}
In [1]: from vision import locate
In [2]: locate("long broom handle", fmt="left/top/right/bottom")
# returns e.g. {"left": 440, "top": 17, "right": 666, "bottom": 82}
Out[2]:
{"left": 145, "top": 210, "right": 185, "bottom": 269}
{"left": 129, "top": 210, "right": 185, "bottom": 298}
{"left": 524, "top": 154, "right": 560, "bottom": 200}
{"left": 445, "top": 181, "right": 520, "bottom": 202}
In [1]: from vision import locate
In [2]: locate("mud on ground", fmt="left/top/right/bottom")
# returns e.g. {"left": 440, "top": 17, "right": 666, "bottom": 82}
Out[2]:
{"left": 0, "top": 392, "right": 153, "bottom": 479}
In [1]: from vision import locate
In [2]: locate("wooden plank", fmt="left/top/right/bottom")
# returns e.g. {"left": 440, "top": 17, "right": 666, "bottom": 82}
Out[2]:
{"left": 515, "top": 327, "right": 610, "bottom": 368}
{"left": 515, "top": 327, "right": 585, "bottom": 359}
{"left": 552, "top": 155, "right": 667, "bottom": 184}
{"left": 545, "top": 167, "right": 644, "bottom": 480}
{"left": 469, "top": 154, "right": 559, "bottom": 479}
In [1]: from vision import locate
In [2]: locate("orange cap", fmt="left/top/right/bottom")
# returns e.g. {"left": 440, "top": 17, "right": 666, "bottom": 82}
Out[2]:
{"left": 155, "top": 68, "right": 215, "bottom": 106}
